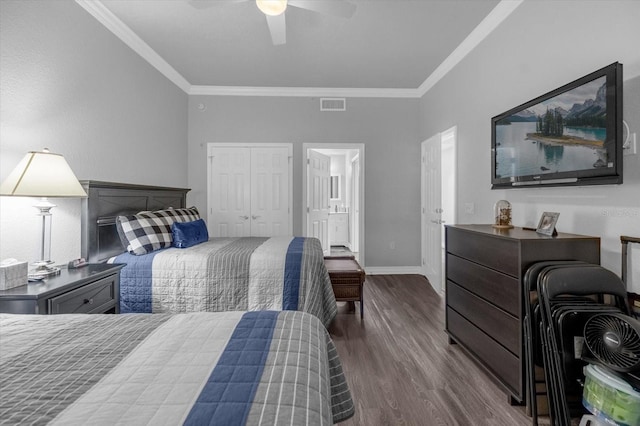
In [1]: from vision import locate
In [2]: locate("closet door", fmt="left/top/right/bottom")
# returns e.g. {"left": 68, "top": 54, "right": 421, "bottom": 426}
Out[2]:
{"left": 208, "top": 147, "right": 251, "bottom": 237}
{"left": 208, "top": 145, "right": 291, "bottom": 238}
{"left": 250, "top": 147, "right": 291, "bottom": 237}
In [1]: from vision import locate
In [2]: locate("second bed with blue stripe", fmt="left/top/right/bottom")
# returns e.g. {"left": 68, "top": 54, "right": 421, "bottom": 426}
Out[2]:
{"left": 113, "top": 236, "right": 337, "bottom": 326}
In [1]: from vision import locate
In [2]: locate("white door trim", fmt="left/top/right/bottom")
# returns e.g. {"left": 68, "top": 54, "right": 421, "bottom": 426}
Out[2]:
{"left": 207, "top": 143, "right": 293, "bottom": 235}
{"left": 302, "top": 143, "right": 365, "bottom": 267}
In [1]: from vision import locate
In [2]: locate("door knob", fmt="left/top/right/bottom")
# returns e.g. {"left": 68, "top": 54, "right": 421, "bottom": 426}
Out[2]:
{"left": 252, "top": 215, "right": 260, "bottom": 220}
{"left": 239, "top": 215, "right": 249, "bottom": 220}
{"left": 435, "top": 208, "right": 443, "bottom": 213}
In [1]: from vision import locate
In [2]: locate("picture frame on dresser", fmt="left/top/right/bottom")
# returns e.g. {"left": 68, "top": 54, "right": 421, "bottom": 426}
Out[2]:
{"left": 536, "top": 212, "right": 560, "bottom": 236}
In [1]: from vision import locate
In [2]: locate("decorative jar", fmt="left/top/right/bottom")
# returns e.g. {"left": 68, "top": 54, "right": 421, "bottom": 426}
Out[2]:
{"left": 493, "top": 200, "right": 513, "bottom": 229}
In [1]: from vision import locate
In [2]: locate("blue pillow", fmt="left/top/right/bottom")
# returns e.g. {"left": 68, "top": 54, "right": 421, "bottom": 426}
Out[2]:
{"left": 171, "top": 219, "right": 209, "bottom": 248}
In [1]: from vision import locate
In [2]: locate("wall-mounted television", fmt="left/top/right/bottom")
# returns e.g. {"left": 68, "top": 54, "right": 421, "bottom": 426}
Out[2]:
{"left": 491, "top": 62, "right": 623, "bottom": 189}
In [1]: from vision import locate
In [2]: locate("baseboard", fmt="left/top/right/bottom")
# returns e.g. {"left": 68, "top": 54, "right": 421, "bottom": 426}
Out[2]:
{"left": 364, "top": 266, "right": 423, "bottom": 275}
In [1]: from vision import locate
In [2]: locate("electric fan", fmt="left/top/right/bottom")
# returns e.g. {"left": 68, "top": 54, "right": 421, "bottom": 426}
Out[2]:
{"left": 584, "top": 313, "right": 640, "bottom": 373}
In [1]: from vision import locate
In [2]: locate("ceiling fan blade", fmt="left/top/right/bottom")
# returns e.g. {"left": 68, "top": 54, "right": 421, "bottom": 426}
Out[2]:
{"left": 266, "top": 13, "right": 286, "bottom": 45}
{"left": 288, "top": 0, "right": 356, "bottom": 18}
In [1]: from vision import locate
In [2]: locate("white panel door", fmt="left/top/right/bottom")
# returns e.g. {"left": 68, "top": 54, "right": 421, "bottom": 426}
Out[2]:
{"left": 250, "top": 147, "right": 291, "bottom": 237}
{"left": 208, "top": 147, "right": 251, "bottom": 237}
{"left": 307, "top": 150, "right": 330, "bottom": 255}
{"left": 350, "top": 155, "right": 360, "bottom": 252}
{"left": 422, "top": 134, "right": 443, "bottom": 291}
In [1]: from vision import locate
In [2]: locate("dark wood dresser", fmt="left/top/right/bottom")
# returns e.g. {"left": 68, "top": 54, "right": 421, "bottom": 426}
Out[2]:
{"left": 444, "top": 224, "right": 600, "bottom": 404}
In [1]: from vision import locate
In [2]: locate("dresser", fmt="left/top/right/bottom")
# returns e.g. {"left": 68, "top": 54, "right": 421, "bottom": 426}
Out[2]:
{"left": 444, "top": 224, "right": 600, "bottom": 404}
{"left": 0, "top": 263, "right": 124, "bottom": 314}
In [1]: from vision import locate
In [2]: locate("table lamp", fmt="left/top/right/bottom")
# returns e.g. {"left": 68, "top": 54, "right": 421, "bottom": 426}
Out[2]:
{"left": 0, "top": 148, "right": 87, "bottom": 279}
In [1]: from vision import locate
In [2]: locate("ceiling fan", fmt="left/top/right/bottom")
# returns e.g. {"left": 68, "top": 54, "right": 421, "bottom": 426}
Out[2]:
{"left": 190, "top": 0, "right": 356, "bottom": 45}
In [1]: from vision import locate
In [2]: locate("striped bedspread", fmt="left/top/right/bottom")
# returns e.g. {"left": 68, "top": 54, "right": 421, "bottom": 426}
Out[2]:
{"left": 0, "top": 311, "right": 354, "bottom": 425}
{"left": 114, "top": 236, "right": 337, "bottom": 326}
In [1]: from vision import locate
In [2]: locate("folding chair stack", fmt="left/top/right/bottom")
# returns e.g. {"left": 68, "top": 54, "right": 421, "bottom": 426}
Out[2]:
{"left": 523, "top": 262, "right": 630, "bottom": 426}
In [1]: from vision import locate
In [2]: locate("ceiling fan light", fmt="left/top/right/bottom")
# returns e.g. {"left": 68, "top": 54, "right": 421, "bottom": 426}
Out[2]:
{"left": 256, "top": 0, "right": 287, "bottom": 16}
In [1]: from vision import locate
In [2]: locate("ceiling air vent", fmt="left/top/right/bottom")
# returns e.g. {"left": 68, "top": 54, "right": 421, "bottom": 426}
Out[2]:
{"left": 320, "top": 98, "right": 346, "bottom": 111}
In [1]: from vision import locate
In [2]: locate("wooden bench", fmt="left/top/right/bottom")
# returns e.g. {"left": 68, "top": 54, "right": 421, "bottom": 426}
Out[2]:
{"left": 324, "top": 257, "right": 365, "bottom": 319}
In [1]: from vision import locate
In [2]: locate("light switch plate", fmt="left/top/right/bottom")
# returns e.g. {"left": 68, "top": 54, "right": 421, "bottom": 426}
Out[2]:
{"left": 465, "top": 202, "right": 475, "bottom": 214}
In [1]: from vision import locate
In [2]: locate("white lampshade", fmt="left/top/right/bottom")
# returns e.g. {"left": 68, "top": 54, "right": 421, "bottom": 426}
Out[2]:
{"left": 0, "top": 149, "right": 87, "bottom": 198}
{"left": 256, "top": 0, "right": 287, "bottom": 16}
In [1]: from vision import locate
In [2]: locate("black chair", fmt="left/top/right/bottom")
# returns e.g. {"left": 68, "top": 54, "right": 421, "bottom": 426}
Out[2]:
{"left": 523, "top": 260, "right": 588, "bottom": 426}
{"left": 537, "top": 265, "right": 629, "bottom": 425}
{"left": 530, "top": 263, "right": 605, "bottom": 425}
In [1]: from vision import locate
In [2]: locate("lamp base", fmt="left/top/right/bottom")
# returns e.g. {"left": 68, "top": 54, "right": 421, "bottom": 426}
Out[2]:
{"left": 28, "top": 261, "right": 61, "bottom": 281}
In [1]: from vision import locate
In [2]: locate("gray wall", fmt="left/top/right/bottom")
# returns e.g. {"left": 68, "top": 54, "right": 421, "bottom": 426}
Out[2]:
{"left": 0, "top": 0, "right": 188, "bottom": 263}
{"left": 187, "top": 96, "right": 421, "bottom": 267}
{"left": 3, "top": 0, "right": 637, "bottom": 281}
{"left": 419, "top": 0, "right": 640, "bottom": 290}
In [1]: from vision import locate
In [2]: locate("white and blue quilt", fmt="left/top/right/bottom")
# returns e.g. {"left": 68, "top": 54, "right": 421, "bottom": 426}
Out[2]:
{"left": 113, "top": 237, "right": 337, "bottom": 326}
{"left": 0, "top": 311, "right": 354, "bottom": 425}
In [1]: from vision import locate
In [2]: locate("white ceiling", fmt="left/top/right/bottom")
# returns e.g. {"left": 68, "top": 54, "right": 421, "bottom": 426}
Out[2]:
{"left": 79, "top": 0, "right": 517, "bottom": 95}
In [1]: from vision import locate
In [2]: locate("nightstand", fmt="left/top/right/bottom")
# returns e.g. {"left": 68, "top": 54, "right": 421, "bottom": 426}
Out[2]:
{"left": 0, "top": 263, "right": 124, "bottom": 314}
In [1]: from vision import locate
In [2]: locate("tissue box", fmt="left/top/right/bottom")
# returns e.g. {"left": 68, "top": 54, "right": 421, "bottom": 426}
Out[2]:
{"left": 0, "top": 261, "right": 28, "bottom": 290}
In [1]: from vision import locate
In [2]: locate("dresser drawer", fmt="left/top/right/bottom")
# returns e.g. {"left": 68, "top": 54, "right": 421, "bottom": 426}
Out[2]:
{"left": 447, "top": 281, "right": 520, "bottom": 355}
{"left": 48, "top": 274, "right": 117, "bottom": 314}
{"left": 447, "top": 228, "right": 519, "bottom": 276}
{"left": 447, "top": 307, "right": 521, "bottom": 399}
{"left": 447, "top": 254, "right": 520, "bottom": 316}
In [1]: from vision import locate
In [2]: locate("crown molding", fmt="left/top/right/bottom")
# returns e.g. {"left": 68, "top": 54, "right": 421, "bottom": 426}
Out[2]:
{"left": 189, "top": 85, "right": 420, "bottom": 98}
{"left": 417, "top": 0, "right": 523, "bottom": 97}
{"left": 75, "top": 0, "right": 191, "bottom": 93}
{"left": 76, "top": 0, "right": 521, "bottom": 99}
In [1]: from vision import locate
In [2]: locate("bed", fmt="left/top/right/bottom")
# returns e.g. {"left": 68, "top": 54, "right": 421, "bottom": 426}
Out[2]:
{"left": 0, "top": 310, "right": 354, "bottom": 425}
{"left": 79, "top": 181, "right": 337, "bottom": 326}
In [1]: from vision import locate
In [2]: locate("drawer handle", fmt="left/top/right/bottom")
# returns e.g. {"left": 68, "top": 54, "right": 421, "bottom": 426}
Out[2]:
{"left": 83, "top": 298, "right": 94, "bottom": 305}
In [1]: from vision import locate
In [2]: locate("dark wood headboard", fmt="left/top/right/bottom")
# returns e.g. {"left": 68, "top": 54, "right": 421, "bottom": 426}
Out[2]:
{"left": 80, "top": 181, "right": 190, "bottom": 263}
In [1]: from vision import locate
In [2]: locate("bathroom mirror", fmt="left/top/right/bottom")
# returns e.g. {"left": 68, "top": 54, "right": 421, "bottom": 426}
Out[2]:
{"left": 330, "top": 176, "right": 340, "bottom": 200}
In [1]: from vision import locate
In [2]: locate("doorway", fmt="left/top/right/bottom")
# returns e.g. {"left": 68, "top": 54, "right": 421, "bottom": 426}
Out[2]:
{"left": 421, "top": 127, "right": 457, "bottom": 293}
{"left": 303, "top": 143, "right": 365, "bottom": 266}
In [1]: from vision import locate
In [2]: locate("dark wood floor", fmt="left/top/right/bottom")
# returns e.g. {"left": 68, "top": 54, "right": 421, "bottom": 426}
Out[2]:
{"left": 328, "top": 274, "right": 531, "bottom": 426}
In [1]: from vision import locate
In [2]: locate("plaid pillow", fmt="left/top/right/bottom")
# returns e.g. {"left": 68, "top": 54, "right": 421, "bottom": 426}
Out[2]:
{"left": 116, "top": 207, "right": 200, "bottom": 255}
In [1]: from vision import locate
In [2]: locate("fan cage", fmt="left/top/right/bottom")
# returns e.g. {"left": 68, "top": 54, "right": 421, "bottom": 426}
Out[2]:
{"left": 584, "top": 314, "right": 640, "bottom": 372}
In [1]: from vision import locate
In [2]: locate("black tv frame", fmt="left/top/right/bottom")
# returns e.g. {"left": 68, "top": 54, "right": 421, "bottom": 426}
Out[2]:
{"left": 491, "top": 62, "right": 623, "bottom": 189}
